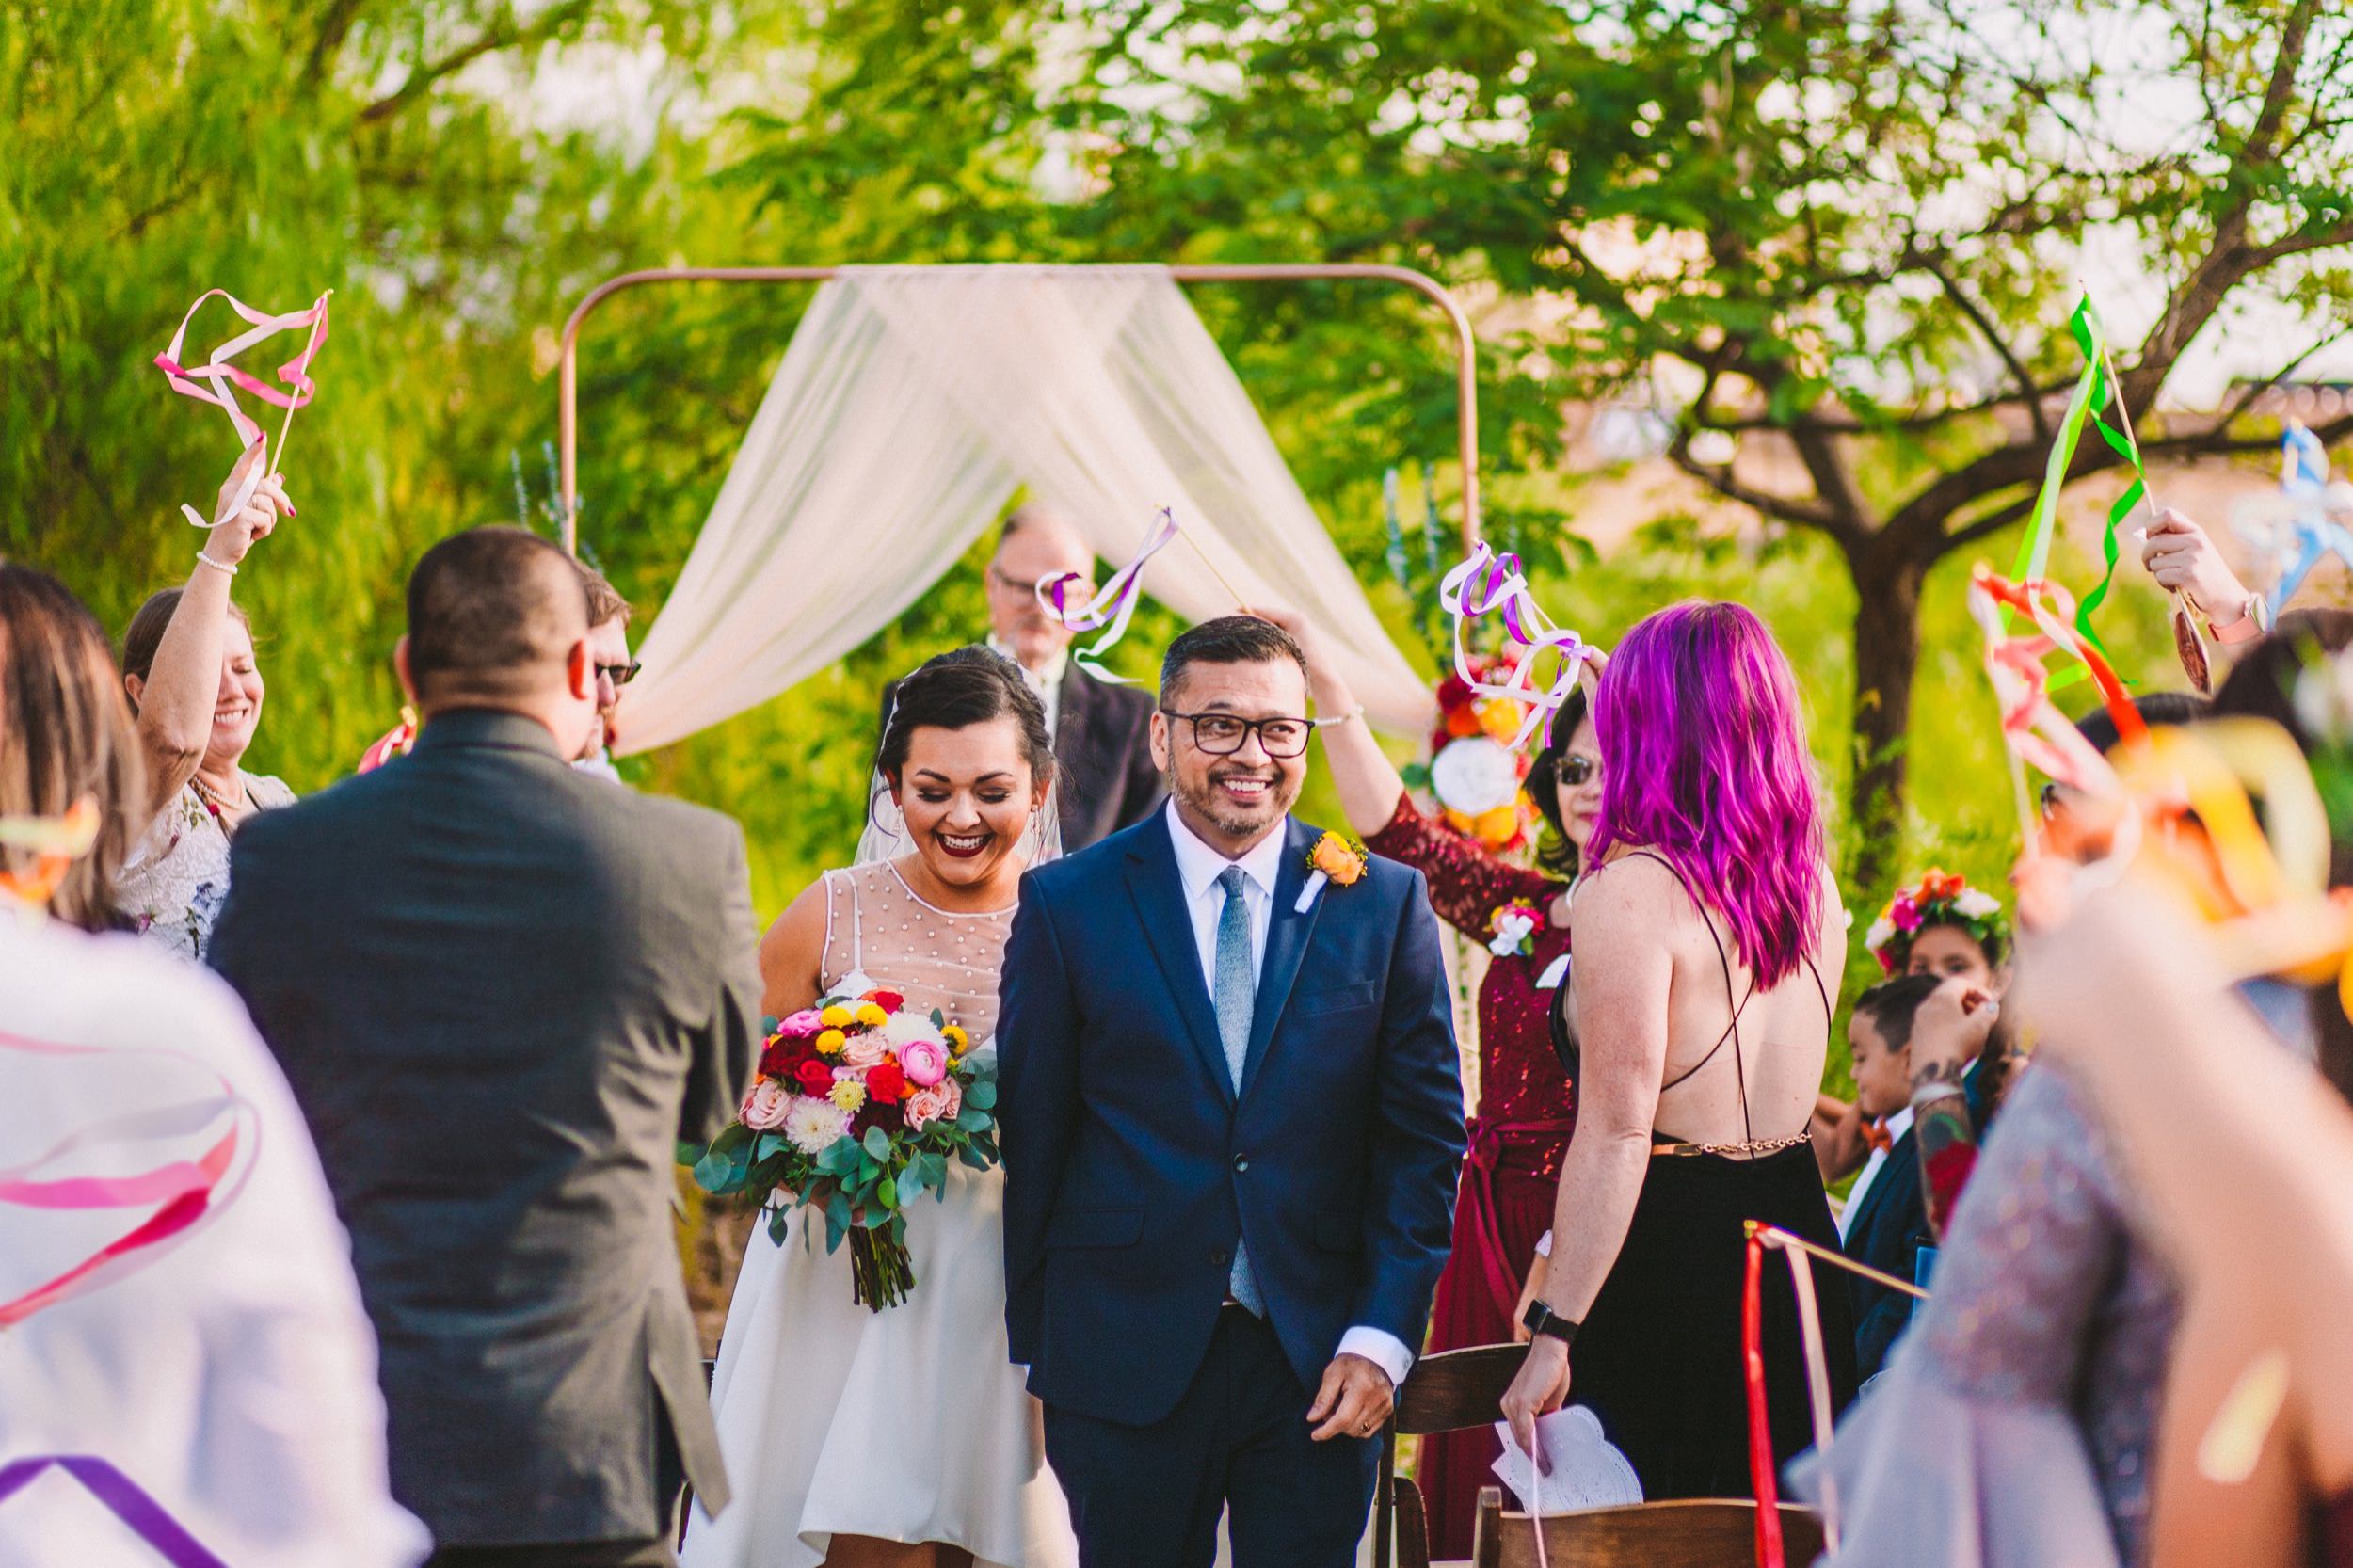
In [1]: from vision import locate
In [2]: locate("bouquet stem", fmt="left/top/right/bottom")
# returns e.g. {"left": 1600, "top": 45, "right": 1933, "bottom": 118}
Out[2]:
{"left": 849, "top": 1229, "right": 916, "bottom": 1311}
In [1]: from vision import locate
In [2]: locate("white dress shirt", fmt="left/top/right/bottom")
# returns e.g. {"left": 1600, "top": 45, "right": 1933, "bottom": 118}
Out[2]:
{"left": 988, "top": 634, "right": 1070, "bottom": 742}
{"left": 1836, "top": 1104, "right": 1915, "bottom": 1243}
{"left": 1162, "top": 804, "right": 1417, "bottom": 1390}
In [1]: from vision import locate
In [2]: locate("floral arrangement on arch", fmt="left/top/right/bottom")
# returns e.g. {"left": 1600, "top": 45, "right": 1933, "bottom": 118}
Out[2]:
{"left": 686, "top": 989, "right": 999, "bottom": 1310}
{"left": 1399, "top": 654, "right": 1539, "bottom": 854}
{"left": 1865, "top": 869, "right": 2009, "bottom": 974}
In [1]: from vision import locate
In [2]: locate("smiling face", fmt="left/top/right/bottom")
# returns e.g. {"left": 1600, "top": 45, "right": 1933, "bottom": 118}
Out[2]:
{"left": 1555, "top": 715, "right": 1603, "bottom": 854}
{"left": 205, "top": 616, "right": 264, "bottom": 772}
{"left": 1906, "top": 921, "right": 1998, "bottom": 992}
{"left": 1151, "top": 654, "right": 1309, "bottom": 856}
{"left": 890, "top": 713, "right": 1044, "bottom": 892}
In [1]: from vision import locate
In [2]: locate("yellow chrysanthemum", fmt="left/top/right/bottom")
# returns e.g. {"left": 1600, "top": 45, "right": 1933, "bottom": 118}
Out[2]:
{"left": 854, "top": 1001, "right": 888, "bottom": 1029}
{"left": 828, "top": 1080, "right": 868, "bottom": 1112}
{"left": 815, "top": 1029, "right": 847, "bottom": 1055}
{"left": 942, "top": 1024, "right": 969, "bottom": 1056}
{"left": 819, "top": 1004, "right": 853, "bottom": 1029}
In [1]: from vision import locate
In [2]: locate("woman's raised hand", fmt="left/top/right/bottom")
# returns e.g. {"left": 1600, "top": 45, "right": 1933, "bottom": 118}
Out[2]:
{"left": 2139, "top": 506, "right": 2250, "bottom": 620}
{"left": 207, "top": 440, "right": 292, "bottom": 567}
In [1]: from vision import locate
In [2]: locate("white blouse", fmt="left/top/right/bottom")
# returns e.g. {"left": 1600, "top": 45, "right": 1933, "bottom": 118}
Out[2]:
{"left": 0, "top": 908, "right": 426, "bottom": 1568}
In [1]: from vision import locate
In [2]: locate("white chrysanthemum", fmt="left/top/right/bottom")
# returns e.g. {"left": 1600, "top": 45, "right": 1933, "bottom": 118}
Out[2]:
{"left": 1864, "top": 916, "right": 1895, "bottom": 952}
{"left": 1430, "top": 736, "right": 1523, "bottom": 816}
{"left": 1951, "top": 888, "right": 2002, "bottom": 920}
{"left": 879, "top": 1010, "right": 947, "bottom": 1051}
{"left": 783, "top": 1097, "right": 854, "bottom": 1156}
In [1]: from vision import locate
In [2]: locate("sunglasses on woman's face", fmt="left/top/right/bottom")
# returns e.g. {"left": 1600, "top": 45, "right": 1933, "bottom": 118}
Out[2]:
{"left": 1561, "top": 753, "right": 1601, "bottom": 787}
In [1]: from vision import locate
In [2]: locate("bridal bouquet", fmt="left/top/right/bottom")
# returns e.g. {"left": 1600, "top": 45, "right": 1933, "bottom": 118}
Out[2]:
{"left": 687, "top": 989, "right": 1000, "bottom": 1310}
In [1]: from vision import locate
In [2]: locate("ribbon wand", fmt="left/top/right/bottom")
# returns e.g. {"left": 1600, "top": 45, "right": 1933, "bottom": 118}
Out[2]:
{"left": 1177, "top": 529, "right": 1251, "bottom": 613}
{"left": 2090, "top": 326, "right": 2208, "bottom": 691}
{"left": 266, "top": 288, "right": 332, "bottom": 477}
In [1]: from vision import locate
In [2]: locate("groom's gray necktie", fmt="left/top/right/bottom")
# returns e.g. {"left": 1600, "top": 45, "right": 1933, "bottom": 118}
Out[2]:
{"left": 1214, "top": 864, "right": 1265, "bottom": 1317}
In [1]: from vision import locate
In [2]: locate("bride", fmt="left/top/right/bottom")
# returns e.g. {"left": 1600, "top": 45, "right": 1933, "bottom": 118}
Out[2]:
{"left": 684, "top": 646, "right": 1077, "bottom": 1568}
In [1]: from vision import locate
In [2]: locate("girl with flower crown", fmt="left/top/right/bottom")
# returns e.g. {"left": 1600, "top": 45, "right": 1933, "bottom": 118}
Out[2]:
{"left": 1251, "top": 604, "right": 1597, "bottom": 1560}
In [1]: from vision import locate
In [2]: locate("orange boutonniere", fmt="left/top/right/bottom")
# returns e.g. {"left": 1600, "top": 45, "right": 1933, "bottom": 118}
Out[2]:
{"left": 1297, "top": 831, "right": 1369, "bottom": 912}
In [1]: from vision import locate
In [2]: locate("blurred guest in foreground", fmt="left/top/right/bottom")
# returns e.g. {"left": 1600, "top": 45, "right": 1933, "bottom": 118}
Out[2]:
{"left": 1502, "top": 600, "right": 1854, "bottom": 1497}
{"left": 886, "top": 505, "right": 1159, "bottom": 850}
{"left": 1801, "top": 626, "right": 2353, "bottom": 1566}
{"left": 210, "top": 527, "right": 763, "bottom": 1568}
{"left": 115, "top": 443, "right": 295, "bottom": 958}
{"left": 0, "top": 568, "right": 144, "bottom": 931}
{"left": 0, "top": 563, "right": 425, "bottom": 1568}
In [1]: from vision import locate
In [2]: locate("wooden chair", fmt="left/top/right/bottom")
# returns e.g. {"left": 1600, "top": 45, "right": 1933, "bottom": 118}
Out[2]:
{"left": 1373, "top": 1343, "right": 1528, "bottom": 1568}
{"left": 1467, "top": 1485, "right": 1827, "bottom": 1568}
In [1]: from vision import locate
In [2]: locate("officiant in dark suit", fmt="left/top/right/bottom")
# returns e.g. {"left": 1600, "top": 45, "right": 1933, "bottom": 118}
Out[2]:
{"left": 211, "top": 527, "right": 763, "bottom": 1568}
{"left": 883, "top": 505, "right": 1160, "bottom": 851}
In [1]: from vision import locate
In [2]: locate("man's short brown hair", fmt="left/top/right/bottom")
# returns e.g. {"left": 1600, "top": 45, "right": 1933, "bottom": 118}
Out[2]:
{"left": 578, "top": 562, "right": 632, "bottom": 628}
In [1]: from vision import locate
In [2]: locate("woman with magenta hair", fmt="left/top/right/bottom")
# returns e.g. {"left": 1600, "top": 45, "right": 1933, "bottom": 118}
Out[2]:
{"left": 1500, "top": 601, "right": 1856, "bottom": 1498}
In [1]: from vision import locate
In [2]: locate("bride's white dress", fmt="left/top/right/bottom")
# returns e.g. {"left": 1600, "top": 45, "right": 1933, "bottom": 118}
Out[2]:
{"left": 682, "top": 862, "right": 1077, "bottom": 1568}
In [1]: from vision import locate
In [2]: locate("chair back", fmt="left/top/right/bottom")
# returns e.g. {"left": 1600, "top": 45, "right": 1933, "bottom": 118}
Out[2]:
{"left": 1470, "top": 1487, "right": 1826, "bottom": 1568}
{"left": 1375, "top": 1345, "right": 1528, "bottom": 1568}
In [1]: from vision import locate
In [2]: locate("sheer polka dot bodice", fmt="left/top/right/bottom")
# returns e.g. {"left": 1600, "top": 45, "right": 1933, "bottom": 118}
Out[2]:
{"left": 820, "top": 862, "right": 1016, "bottom": 1046}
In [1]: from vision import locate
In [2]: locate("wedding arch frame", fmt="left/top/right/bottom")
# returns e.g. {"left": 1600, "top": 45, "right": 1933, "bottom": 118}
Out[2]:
{"left": 552, "top": 263, "right": 1485, "bottom": 556}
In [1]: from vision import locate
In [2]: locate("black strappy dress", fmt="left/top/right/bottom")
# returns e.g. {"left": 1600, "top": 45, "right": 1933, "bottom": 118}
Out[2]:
{"left": 1547, "top": 852, "right": 1857, "bottom": 1500}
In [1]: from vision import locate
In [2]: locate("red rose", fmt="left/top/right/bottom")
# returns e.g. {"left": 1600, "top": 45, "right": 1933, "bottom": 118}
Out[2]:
{"left": 760, "top": 1036, "right": 808, "bottom": 1080}
{"left": 865, "top": 989, "right": 906, "bottom": 1013}
{"left": 792, "top": 1058, "right": 835, "bottom": 1097}
{"left": 1435, "top": 674, "right": 1474, "bottom": 711}
{"left": 866, "top": 1061, "right": 908, "bottom": 1103}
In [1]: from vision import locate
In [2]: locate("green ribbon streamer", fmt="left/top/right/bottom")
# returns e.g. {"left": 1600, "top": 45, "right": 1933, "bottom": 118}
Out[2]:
{"left": 2006, "top": 295, "right": 2151, "bottom": 690}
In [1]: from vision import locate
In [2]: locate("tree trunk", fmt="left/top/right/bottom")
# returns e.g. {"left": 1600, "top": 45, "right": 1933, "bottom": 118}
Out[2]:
{"left": 1846, "top": 541, "right": 1926, "bottom": 897}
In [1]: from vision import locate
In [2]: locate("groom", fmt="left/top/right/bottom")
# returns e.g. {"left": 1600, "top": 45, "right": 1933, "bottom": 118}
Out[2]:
{"left": 1000, "top": 616, "right": 1465, "bottom": 1567}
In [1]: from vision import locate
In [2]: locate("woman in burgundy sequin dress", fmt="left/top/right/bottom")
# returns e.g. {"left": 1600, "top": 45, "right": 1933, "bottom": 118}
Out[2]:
{"left": 1257, "top": 607, "right": 1599, "bottom": 1560}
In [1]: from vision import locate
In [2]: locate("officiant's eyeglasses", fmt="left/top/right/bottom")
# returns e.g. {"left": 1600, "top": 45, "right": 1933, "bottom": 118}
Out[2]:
{"left": 1161, "top": 710, "right": 1315, "bottom": 759}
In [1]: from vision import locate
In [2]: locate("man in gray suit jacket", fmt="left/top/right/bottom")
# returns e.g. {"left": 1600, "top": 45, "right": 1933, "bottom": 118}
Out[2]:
{"left": 211, "top": 527, "right": 762, "bottom": 1567}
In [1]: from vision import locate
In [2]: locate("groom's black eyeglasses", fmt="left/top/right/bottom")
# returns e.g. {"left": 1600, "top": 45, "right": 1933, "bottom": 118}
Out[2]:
{"left": 1161, "top": 710, "right": 1315, "bottom": 759}
{"left": 596, "top": 659, "right": 642, "bottom": 687}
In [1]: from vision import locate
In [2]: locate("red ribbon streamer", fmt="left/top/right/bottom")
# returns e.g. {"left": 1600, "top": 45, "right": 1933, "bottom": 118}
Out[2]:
{"left": 1742, "top": 1229, "right": 1785, "bottom": 1568}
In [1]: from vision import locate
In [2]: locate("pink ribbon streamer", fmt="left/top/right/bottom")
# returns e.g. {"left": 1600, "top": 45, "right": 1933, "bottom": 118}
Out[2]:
{"left": 154, "top": 288, "right": 331, "bottom": 528}
{"left": 1436, "top": 542, "right": 1606, "bottom": 750}
{"left": 1033, "top": 505, "right": 1183, "bottom": 684}
{"left": 0, "top": 1026, "right": 258, "bottom": 1330}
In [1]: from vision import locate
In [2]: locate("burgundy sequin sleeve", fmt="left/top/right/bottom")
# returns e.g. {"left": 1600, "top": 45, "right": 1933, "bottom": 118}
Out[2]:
{"left": 1364, "top": 792, "right": 1558, "bottom": 942}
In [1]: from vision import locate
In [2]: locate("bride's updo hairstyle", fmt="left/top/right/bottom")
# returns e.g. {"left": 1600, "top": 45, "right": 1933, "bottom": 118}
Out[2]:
{"left": 1587, "top": 600, "right": 1825, "bottom": 987}
{"left": 876, "top": 646, "right": 1054, "bottom": 794}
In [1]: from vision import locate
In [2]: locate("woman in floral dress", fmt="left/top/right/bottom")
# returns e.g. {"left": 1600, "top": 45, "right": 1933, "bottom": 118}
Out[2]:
{"left": 1256, "top": 607, "right": 1599, "bottom": 1559}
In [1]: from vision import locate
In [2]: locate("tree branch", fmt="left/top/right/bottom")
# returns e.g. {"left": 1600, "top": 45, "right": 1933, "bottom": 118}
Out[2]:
{"left": 358, "top": 0, "right": 596, "bottom": 124}
{"left": 1921, "top": 257, "right": 2051, "bottom": 443}
{"left": 304, "top": 0, "right": 370, "bottom": 87}
{"left": 1666, "top": 432, "right": 1846, "bottom": 538}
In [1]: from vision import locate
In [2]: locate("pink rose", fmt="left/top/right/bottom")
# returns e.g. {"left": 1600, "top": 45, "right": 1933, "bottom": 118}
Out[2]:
{"left": 899, "top": 1036, "right": 949, "bottom": 1088}
{"left": 1891, "top": 895, "right": 1923, "bottom": 934}
{"left": 842, "top": 1037, "right": 888, "bottom": 1069}
{"left": 777, "top": 1008, "right": 824, "bottom": 1037}
{"left": 905, "top": 1083, "right": 952, "bottom": 1131}
{"left": 741, "top": 1079, "right": 792, "bottom": 1130}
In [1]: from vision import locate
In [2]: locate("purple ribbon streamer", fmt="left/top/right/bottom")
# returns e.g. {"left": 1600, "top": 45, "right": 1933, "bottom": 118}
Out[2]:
{"left": 0, "top": 1455, "right": 232, "bottom": 1567}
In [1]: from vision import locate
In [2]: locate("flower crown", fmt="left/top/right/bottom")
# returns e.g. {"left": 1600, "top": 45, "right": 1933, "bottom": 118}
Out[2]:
{"left": 1865, "top": 869, "right": 2010, "bottom": 974}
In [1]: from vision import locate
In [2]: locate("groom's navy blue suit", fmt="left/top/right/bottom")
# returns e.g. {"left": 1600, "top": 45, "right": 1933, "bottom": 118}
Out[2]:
{"left": 1000, "top": 810, "right": 1465, "bottom": 1566}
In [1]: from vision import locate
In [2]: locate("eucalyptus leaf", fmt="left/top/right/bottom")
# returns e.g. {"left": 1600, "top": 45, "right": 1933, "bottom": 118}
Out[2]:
{"left": 964, "top": 1080, "right": 997, "bottom": 1111}
{"left": 863, "top": 1126, "right": 892, "bottom": 1161}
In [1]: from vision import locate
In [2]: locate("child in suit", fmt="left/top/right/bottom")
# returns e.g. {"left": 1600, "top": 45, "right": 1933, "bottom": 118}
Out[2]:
{"left": 1840, "top": 972, "right": 1944, "bottom": 1381}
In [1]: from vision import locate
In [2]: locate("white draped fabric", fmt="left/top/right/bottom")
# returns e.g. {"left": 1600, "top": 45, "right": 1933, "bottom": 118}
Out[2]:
{"left": 613, "top": 264, "right": 1433, "bottom": 755}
